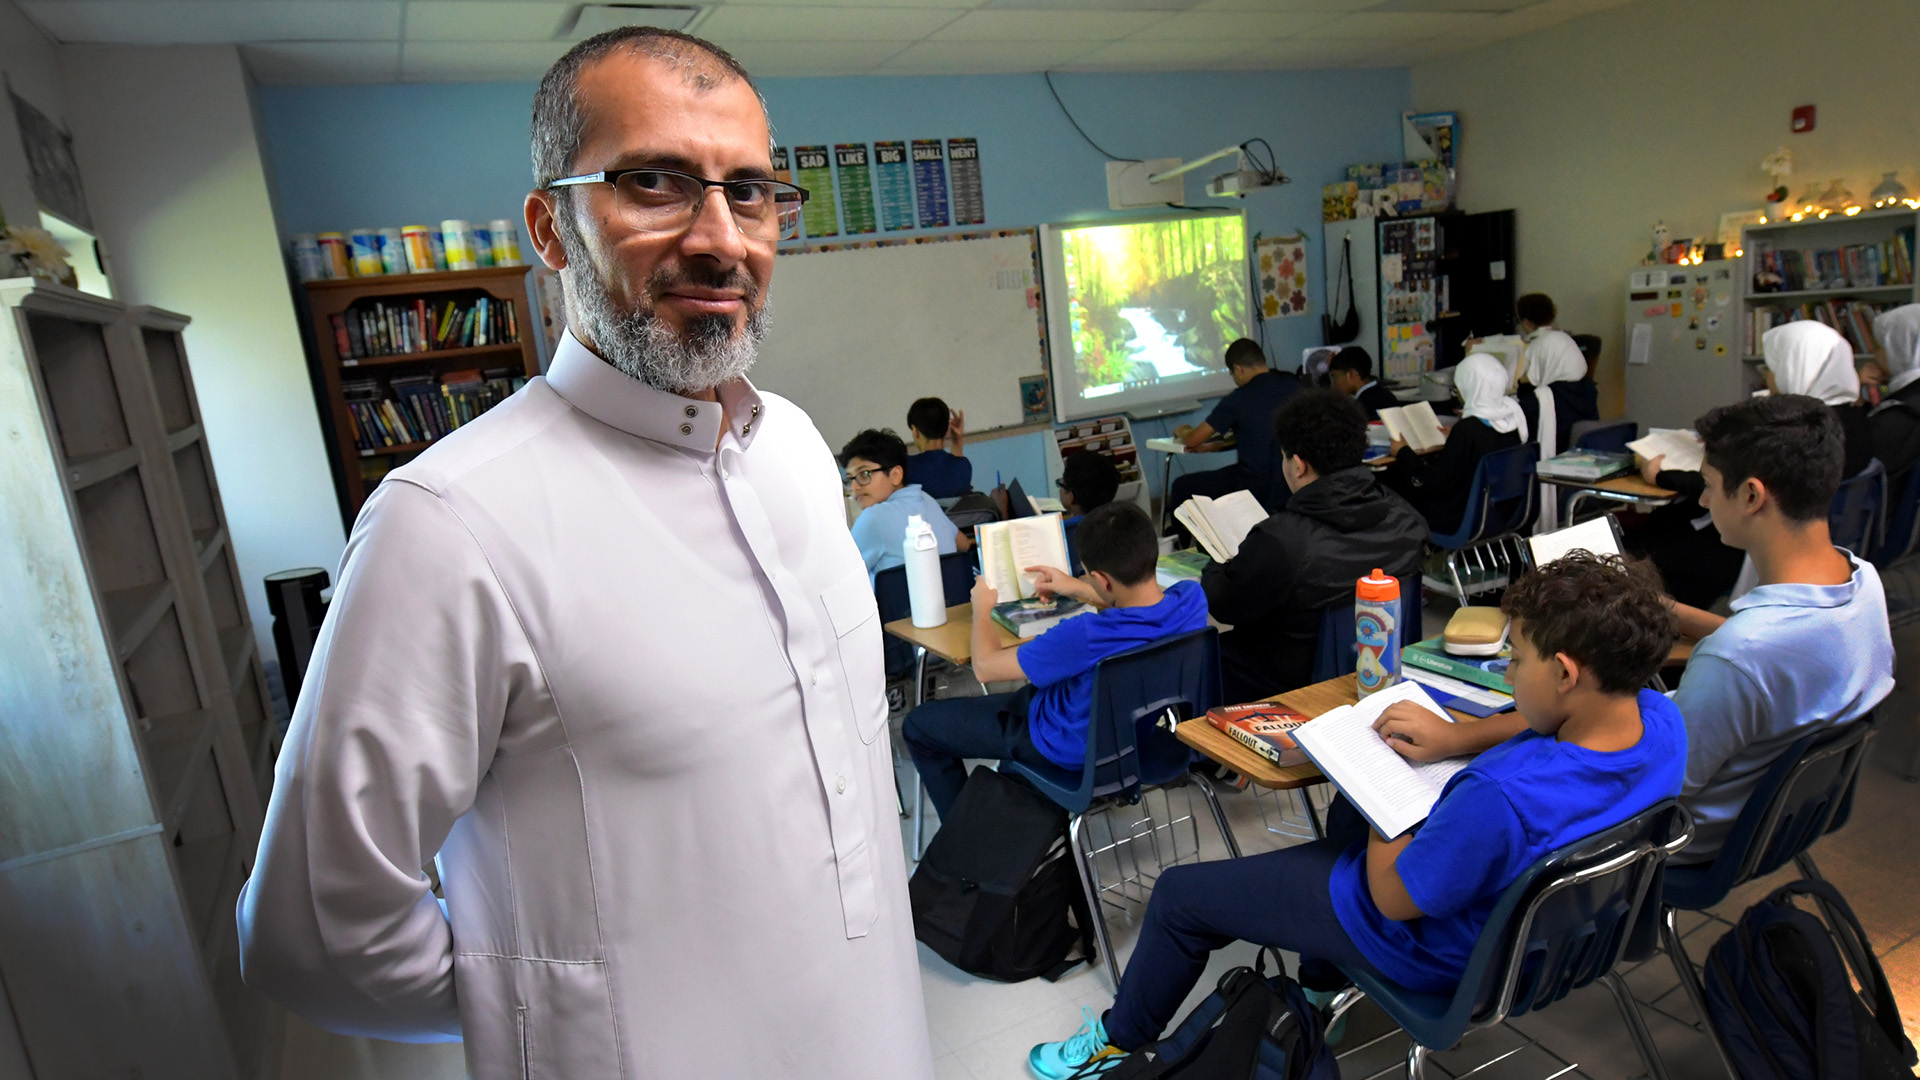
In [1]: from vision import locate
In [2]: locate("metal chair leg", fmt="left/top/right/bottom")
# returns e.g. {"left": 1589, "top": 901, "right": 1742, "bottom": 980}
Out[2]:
{"left": 1794, "top": 852, "right": 1876, "bottom": 981}
{"left": 1663, "top": 908, "right": 1742, "bottom": 1080}
{"left": 1325, "top": 986, "right": 1365, "bottom": 1042}
{"left": 1602, "top": 970, "right": 1674, "bottom": 1080}
{"left": 1189, "top": 773, "right": 1241, "bottom": 860}
{"left": 1303, "top": 788, "right": 1325, "bottom": 840}
{"left": 1070, "top": 813, "right": 1123, "bottom": 991}
{"left": 1447, "top": 552, "right": 1469, "bottom": 607}
{"left": 1406, "top": 1040, "right": 1430, "bottom": 1080}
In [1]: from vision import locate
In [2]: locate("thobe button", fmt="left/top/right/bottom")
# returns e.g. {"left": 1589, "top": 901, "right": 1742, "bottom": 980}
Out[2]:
{"left": 684, "top": 405, "right": 698, "bottom": 418}
{"left": 836, "top": 775, "right": 848, "bottom": 794}
{"left": 679, "top": 423, "right": 693, "bottom": 435}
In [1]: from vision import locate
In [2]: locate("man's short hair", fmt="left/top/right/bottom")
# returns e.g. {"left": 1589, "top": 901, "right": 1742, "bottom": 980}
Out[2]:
{"left": 1060, "top": 450, "right": 1121, "bottom": 512}
{"left": 838, "top": 428, "right": 908, "bottom": 474}
{"left": 1501, "top": 551, "right": 1676, "bottom": 695}
{"left": 531, "top": 28, "right": 761, "bottom": 192}
{"left": 1075, "top": 502, "right": 1158, "bottom": 586}
{"left": 1224, "top": 338, "right": 1268, "bottom": 371}
{"left": 1516, "top": 293, "right": 1557, "bottom": 327}
{"left": 1327, "top": 346, "right": 1373, "bottom": 380}
{"left": 906, "top": 398, "right": 950, "bottom": 441}
{"left": 1696, "top": 394, "right": 1844, "bottom": 523}
{"left": 1272, "top": 389, "right": 1368, "bottom": 476}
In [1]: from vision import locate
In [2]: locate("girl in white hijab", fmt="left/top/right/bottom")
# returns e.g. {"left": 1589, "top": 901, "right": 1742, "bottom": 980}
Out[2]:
{"left": 1872, "top": 304, "right": 1920, "bottom": 396}
{"left": 1384, "top": 353, "right": 1528, "bottom": 535}
{"left": 1762, "top": 320, "right": 1860, "bottom": 405}
{"left": 1457, "top": 351, "right": 1529, "bottom": 440}
{"left": 1868, "top": 305, "right": 1920, "bottom": 491}
{"left": 1515, "top": 295, "right": 1594, "bottom": 529}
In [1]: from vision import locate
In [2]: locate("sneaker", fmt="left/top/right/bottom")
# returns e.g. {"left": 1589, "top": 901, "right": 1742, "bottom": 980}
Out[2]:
{"left": 1028, "top": 1007, "right": 1126, "bottom": 1079}
{"left": 1301, "top": 986, "right": 1347, "bottom": 1045}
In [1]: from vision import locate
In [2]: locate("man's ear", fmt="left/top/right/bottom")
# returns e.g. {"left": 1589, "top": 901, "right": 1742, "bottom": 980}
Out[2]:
{"left": 525, "top": 190, "right": 570, "bottom": 271}
{"left": 1553, "top": 651, "right": 1583, "bottom": 694}
{"left": 888, "top": 465, "right": 906, "bottom": 487}
{"left": 1741, "top": 475, "right": 1771, "bottom": 516}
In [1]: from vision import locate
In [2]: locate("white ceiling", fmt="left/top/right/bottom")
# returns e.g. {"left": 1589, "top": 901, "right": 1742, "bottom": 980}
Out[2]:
{"left": 18, "top": 0, "right": 1639, "bottom": 83}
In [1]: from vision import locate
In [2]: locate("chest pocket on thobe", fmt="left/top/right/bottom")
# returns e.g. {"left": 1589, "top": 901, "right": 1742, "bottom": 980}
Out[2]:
{"left": 821, "top": 572, "right": 889, "bottom": 743}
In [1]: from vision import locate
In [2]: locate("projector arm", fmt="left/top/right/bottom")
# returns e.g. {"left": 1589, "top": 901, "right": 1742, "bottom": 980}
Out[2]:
{"left": 1146, "top": 146, "right": 1244, "bottom": 185}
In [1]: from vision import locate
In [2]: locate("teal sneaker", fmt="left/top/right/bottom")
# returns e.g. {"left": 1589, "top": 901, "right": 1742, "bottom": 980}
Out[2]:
{"left": 1301, "top": 986, "right": 1347, "bottom": 1045}
{"left": 1028, "top": 1007, "right": 1127, "bottom": 1079}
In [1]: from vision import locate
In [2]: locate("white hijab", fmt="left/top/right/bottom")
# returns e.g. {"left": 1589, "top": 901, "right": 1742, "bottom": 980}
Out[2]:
{"left": 1874, "top": 304, "right": 1920, "bottom": 395}
{"left": 1522, "top": 327, "right": 1587, "bottom": 387}
{"left": 1762, "top": 321, "right": 1859, "bottom": 406}
{"left": 1456, "top": 352, "right": 1529, "bottom": 441}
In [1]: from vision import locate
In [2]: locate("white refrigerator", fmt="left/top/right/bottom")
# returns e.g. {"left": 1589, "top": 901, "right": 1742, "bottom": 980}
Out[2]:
{"left": 1623, "top": 260, "right": 1750, "bottom": 431}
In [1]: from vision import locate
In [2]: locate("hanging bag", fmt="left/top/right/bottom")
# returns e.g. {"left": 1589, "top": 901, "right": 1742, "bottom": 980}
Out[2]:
{"left": 1321, "top": 235, "right": 1360, "bottom": 347}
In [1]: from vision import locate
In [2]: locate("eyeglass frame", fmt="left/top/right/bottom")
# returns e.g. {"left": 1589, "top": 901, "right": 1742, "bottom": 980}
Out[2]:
{"left": 544, "top": 166, "right": 809, "bottom": 240}
{"left": 844, "top": 465, "right": 896, "bottom": 489}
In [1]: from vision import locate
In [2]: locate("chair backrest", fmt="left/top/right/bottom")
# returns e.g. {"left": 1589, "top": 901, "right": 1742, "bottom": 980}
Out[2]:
{"left": 874, "top": 552, "right": 977, "bottom": 675}
{"left": 1874, "top": 468, "right": 1920, "bottom": 567}
{"left": 1458, "top": 800, "right": 1692, "bottom": 1026}
{"left": 1066, "top": 627, "right": 1222, "bottom": 809}
{"left": 1571, "top": 419, "right": 1638, "bottom": 454}
{"left": 1829, "top": 458, "right": 1887, "bottom": 556}
{"left": 1434, "top": 442, "right": 1538, "bottom": 548}
{"left": 1311, "top": 576, "right": 1425, "bottom": 684}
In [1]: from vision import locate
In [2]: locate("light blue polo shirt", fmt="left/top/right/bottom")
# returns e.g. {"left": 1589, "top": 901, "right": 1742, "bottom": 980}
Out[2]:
{"left": 849, "top": 483, "right": 958, "bottom": 579}
{"left": 1669, "top": 552, "right": 1893, "bottom": 864}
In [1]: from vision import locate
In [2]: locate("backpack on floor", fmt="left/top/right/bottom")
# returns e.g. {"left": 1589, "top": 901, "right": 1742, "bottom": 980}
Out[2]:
{"left": 908, "top": 766, "right": 1096, "bottom": 982}
{"left": 1091, "top": 949, "right": 1338, "bottom": 1080}
{"left": 1703, "top": 878, "right": 1917, "bottom": 1080}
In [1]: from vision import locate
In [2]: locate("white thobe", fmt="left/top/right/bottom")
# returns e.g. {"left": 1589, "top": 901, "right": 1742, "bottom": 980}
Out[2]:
{"left": 238, "top": 331, "right": 935, "bottom": 1079}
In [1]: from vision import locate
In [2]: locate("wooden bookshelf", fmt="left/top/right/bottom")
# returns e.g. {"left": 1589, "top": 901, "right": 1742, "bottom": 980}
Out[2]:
{"left": 304, "top": 264, "right": 539, "bottom": 521}
{"left": 1741, "top": 207, "right": 1919, "bottom": 373}
{"left": 0, "top": 279, "right": 279, "bottom": 1078}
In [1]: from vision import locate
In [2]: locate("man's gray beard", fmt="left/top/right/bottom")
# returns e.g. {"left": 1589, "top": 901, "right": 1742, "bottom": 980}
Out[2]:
{"left": 557, "top": 222, "right": 770, "bottom": 396}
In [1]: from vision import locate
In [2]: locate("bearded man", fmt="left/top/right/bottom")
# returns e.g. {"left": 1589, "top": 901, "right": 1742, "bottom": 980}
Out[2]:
{"left": 238, "top": 28, "right": 934, "bottom": 1080}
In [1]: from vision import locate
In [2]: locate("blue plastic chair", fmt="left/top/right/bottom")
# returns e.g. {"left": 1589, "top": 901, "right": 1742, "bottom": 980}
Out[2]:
{"left": 1001, "top": 627, "right": 1241, "bottom": 988}
{"left": 1874, "top": 465, "right": 1920, "bottom": 567}
{"left": 1658, "top": 714, "right": 1879, "bottom": 1080}
{"left": 1829, "top": 458, "right": 1887, "bottom": 557}
{"left": 1427, "top": 443, "right": 1538, "bottom": 605}
{"left": 1573, "top": 419, "right": 1639, "bottom": 454}
{"left": 1325, "top": 800, "right": 1693, "bottom": 1080}
{"left": 1311, "top": 577, "right": 1425, "bottom": 684}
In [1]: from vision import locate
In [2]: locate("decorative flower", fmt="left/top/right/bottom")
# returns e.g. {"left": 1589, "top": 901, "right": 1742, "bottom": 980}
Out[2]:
{"left": 3, "top": 227, "right": 72, "bottom": 284}
{"left": 1289, "top": 289, "right": 1308, "bottom": 310}
{"left": 1277, "top": 258, "right": 1294, "bottom": 278}
{"left": 1263, "top": 297, "right": 1280, "bottom": 317}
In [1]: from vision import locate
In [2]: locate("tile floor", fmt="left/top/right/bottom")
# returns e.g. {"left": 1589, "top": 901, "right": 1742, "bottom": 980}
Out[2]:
{"left": 281, "top": 672, "right": 1920, "bottom": 1080}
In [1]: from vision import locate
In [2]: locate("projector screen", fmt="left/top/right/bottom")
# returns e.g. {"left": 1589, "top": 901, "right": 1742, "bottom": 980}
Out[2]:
{"left": 1040, "top": 210, "right": 1250, "bottom": 422}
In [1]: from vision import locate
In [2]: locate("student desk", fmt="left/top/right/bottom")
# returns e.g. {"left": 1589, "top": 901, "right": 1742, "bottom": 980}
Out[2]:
{"left": 1539, "top": 473, "right": 1679, "bottom": 519}
{"left": 1145, "top": 435, "right": 1235, "bottom": 532}
{"left": 882, "top": 603, "right": 1021, "bottom": 708}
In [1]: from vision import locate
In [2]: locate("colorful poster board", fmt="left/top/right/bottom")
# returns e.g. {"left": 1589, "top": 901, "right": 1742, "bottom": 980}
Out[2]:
{"left": 793, "top": 145, "right": 838, "bottom": 239}
{"left": 834, "top": 143, "right": 878, "bottom": 235}
{"left": 873, "top": 141, "right": 916, "bottom": 232}
{"left": 912, "top": 139, "right": 950, "bottom": 228}
{"left": 1257, "top": 233, "right": 1310, "bottom": 319}
{"left": 947, "top": 137, "right": 985, "bottom": 226}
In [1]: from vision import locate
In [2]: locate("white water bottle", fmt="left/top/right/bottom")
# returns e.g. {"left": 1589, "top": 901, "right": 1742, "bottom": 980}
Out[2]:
{"left": 904, "top": 515, "right": 947, "bottom": 628}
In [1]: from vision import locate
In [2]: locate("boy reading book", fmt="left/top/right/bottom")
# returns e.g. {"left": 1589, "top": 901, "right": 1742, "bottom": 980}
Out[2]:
{"left": 1026, "top": 552, "right": 1684, "bottom": 1078}
{"left": 903, "top": 396, "right": 973, "bottom": 498}
{"left": 901, "top": 502, "right": 1207, "bottom": 821}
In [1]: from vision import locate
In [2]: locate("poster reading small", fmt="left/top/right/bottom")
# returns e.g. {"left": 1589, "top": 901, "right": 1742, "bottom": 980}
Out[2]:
{"left": 911, "top": 139, "right": 951, "bottom": 229}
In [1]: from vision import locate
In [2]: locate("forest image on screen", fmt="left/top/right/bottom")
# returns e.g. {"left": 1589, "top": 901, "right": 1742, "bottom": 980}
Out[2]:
{"left": 1059, "top": 215, "right": 1248, "bottom": 399}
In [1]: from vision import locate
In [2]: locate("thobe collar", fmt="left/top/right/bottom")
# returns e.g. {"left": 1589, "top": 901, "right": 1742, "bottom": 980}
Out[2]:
{"left": 545, "top": 329, "right": 764, "bottom": 453}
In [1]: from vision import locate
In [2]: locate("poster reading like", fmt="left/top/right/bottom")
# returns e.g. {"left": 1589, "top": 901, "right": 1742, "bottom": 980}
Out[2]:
{"left": 792, "top": 145, "right": 839, "bottom": 239}
{"left": 911, "top": 139, "right": 951, "bottom": 229}
{"left": 873, "top": 141, "right": 916, "bottom": 232}
{"left": 834, "top": 143, "right": 878, "bottom": 235}
{"left": 947, "top": 137, "right": 985, "bottom": 226}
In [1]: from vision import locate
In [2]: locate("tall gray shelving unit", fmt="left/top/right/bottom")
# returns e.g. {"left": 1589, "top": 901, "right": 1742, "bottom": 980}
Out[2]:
{"left": 0, "top": 278, "right": 281, "bottom": 1078}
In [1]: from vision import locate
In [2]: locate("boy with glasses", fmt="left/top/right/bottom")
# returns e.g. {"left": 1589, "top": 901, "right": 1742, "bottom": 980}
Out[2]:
{"left": 840, "top": 428, "right": 959, "bottom": 579}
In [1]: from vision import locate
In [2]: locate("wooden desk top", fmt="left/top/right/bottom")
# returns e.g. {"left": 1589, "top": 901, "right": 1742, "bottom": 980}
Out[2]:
{"left": 1538, "top": 473, "right": 1677, "bottom": 500}
{"left": 881, "top": 603, "right": 1019, "bottom": 666}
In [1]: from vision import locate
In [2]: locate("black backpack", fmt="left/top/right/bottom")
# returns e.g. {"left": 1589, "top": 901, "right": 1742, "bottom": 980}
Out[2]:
{"left": 908, "top": 766, "right": 1096, "bottom": 982}
{"left": 1092, "top": 949, "right": 1338, "bottom": 1080}
{"left": 1704, "top": 878, "right": 1917, "bottom": 1080}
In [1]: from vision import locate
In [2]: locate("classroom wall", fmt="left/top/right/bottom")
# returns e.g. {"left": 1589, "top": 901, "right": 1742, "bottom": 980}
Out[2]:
{"left": 254, "top": 67, "right": 1411, "bottom": 497}
{"left": 0, "top": 0, "right": 64, "bottom": 232}
{"left": 58, "top": 44, "right": 349, "bottom": 661}
{"left": 1411, "top": 0, "right": 1920, "bottom": 418}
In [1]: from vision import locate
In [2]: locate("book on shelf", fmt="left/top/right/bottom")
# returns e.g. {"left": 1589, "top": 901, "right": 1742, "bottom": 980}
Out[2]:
{"left": 1750, "top": 229, "right": 1914, "bottom": 294}
{"left": 976, "top": 513, "right": 1070, "bottom": 601}
{"left": 1744, "top": 298, "right": 1900, "bottom": 358}
{"left": 1172, "top": 489, "right": 1268, "bottom": 563}
{"left": 1377, "top": 400, "right": 1447, "bottom": 453}
{"left": 1535, "top": 449, "right": 1632, "bottom": 483}
{"left": 341, "top": 368, "right": 527, "bottom": 454}
{"left": 989, "top": 596, "right": 1089, "bottom": 640}
{"left": 1291, "top": 681, "right": 1474, "bottom": 840}
{"left": 1204, "top": 702, "right": 1311, "bottom": 767}
{"left": 1400, "top": 636, "right": 1511, "bottom": 693}
{"left": 1626, "top": 428, "right": 1704, "bottom": 473}
{"left": 329, "top": 295, "right": 520, "bottom": 362}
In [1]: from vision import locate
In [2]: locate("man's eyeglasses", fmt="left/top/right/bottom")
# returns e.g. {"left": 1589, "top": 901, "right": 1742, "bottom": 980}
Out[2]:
{"left": 546, "top": 167, "right": 808, "bottom": 242}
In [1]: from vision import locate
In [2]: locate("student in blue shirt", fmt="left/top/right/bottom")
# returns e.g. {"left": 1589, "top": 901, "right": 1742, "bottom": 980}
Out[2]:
{"left": 1168, "top": 339, "right": 1299, "bottom": 518}
{"left": 840, "top": 428, "right": 958, "bottom": 578}
{"left": 1028, "top": 553, "right": 1685, "bottom": 1078}
{"left": 902, "top": 396, "right": 973, "bottom": 498}
{"left": 901, "top": 502, "right": 1207, "bottom": 820}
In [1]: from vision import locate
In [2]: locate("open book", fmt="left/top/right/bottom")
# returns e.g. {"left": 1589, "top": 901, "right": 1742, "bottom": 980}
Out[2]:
{"left": 1173, "top": 490, "right": 1269, "bottom": 563}
{"left": 1626, "top": 428, "right": 1704, "bottom": 474}
{"left": 1378, "top": 400, "right": 1447, "bottom": 453}
{"left": 1527, "top": 515, "right": 1621, "bottom": 568}
{"left": 976, "top": 513, "right": 1070, "bottom": 601}
{"left": 1291, "top": 681, "right": 1475, "bottom": 840}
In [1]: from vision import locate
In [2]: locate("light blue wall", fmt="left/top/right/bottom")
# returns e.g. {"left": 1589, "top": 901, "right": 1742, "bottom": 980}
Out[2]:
{"left": 256, "top": 68, "right": 1409, "bottom": 500}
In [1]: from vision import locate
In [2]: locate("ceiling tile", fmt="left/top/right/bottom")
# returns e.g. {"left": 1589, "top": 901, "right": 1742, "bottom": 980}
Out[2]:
{"left": 1349, "top": 34, "right": 1473, "bottom": 64}
{"left": 1187, "top": 0, "right": 1385, "bottom": 12}
{"left": 1367, "top": 0, "right": 1533, "bottom": 10}
{"left": 981, "top": 0, "right": 1198, "bottom": 10}
{"left": 877, "top": 37, "right": 1096, "bottom": 70}
{"left": 401, "top": 38, "right": 569, "bottom": 80}
{"left": 1057, "top": 36, "right": 1261, "bottom": 68}
{"left": 1299, "top": 10, "right": 1489, "bottom": 36}
{"left": 1473, "top": 0, "right": 1637, "bottom": 37}
{"left": 403, "top": 1, "right": 573, "bottom": 42}
{"left": 928, "top": 9, "right": 1171, "bottom": 39}
{"left": 722, "top": 38, "right": 909, "bottom": 69}
{"left": 244, "top": 41, "right": 402, "bottom": 84}
{"left": 698, "top": 5, "right": 965, "bottom": 41}
{"left": 721, "top": 0, "right": 986, "bottom": 9}
{"left": 1118, "top": 10, "right": 1340, "bottom": 39}
{"left": 22, "top": 1, "right": 402, "bottom": 43}
{"left": 1237, "top": 36, "right": 1394, "bottom": 64}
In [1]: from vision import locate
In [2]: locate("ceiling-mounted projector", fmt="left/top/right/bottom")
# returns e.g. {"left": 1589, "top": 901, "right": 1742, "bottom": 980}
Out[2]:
{"left": 1147, "top": 144, "right": 1288, "bottom": 200}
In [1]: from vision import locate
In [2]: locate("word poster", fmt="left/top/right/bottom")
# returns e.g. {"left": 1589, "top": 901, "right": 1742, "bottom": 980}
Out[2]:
{"left": 947, "top": 137, "right": 985, "bottom": 226}
{"left": 771, "top": 145, "right": 792, "bottom": 185}
{"left": 1256, "top": 233, "right": 1310, "bottom": 320}
{"left": 792, "top": 145, "right": 839, "bottom": 239}
{"left": 872, "top": 141, "right": 916, "bottom": 232}
{"left": 912, "top": 140, "right": 950, "bottom": 229}
{"left": 834, "top": 143, "right": 878, "bottom": 235}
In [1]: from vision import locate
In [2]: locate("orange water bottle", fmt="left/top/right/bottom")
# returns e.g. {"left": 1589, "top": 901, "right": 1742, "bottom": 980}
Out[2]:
{"left": 1355, "top": 569, "right": 1401, "bottom": 698}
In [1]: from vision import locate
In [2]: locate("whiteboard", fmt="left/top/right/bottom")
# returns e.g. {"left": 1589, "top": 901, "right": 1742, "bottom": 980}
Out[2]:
{"left": 749, "top": 230, "right": 1048, "bottom": 455}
